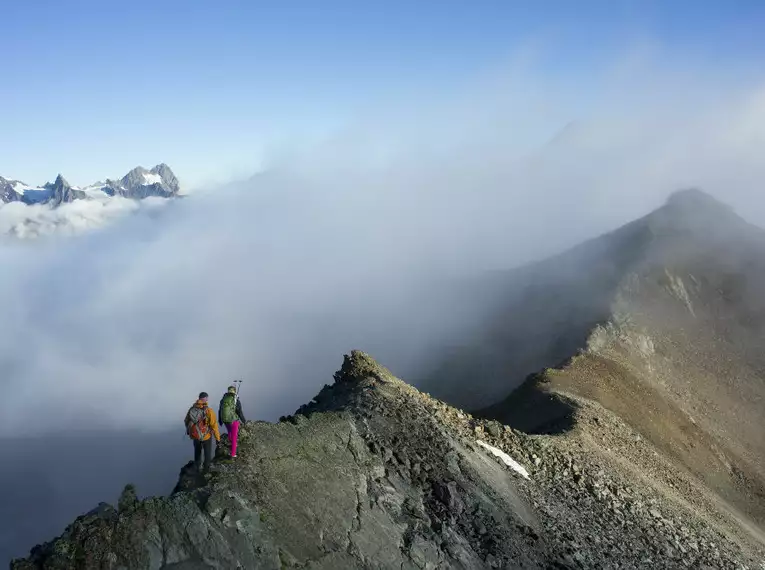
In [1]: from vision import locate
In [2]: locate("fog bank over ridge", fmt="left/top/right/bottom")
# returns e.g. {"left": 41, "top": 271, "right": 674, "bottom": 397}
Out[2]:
{"left": 3, "top": 57, "right": 765, "bottom": 437}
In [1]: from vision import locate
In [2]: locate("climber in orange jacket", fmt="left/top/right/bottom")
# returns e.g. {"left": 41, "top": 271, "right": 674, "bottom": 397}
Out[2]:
{"left": 184, "top": 392, "right": 221, "bottom": 472}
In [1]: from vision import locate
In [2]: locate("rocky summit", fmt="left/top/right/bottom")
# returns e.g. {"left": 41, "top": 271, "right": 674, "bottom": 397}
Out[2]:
{"left": 12, "top": 351, "right": 765, "bottom": 569}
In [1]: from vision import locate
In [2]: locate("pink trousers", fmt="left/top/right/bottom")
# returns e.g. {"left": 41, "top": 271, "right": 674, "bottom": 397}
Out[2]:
{"left": 226, "top": 420, "right": 240, "bottom": 456}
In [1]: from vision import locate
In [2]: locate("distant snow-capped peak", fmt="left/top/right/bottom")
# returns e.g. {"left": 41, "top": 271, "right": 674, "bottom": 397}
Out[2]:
{"left": 0, "top": 164, "right": 181, "bottom": 206}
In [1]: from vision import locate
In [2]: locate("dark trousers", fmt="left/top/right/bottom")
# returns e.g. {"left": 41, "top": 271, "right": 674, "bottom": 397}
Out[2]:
{"left": 193, "top": 438, "right": 213, "bottom": 471}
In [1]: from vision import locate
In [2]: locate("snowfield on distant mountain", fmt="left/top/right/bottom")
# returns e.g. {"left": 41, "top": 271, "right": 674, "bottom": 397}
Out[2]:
{"left": 0, "top": 164, "right": 181, "bottom": 238}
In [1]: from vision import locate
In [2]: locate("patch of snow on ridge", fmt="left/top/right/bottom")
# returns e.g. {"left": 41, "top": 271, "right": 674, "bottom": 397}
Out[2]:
{"left": 142, "top": 172, "right": 163, "bottom": 185}
{"left": 80, "top": 184, "right": 110, "bottom": 199}
{"left": 12, "top": 181, "right": 37, "bottom": 195}
{"left": 476, "top": 440, "right": 531, "bottom": 480}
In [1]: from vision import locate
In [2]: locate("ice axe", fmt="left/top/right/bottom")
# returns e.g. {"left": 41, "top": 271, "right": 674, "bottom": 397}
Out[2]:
{"left": 232, "top": 379, "right": 243, "bottom": 405}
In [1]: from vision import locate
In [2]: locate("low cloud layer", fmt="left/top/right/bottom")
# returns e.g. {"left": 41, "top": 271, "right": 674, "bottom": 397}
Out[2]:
{"left": 3, "top": 57, "right": 765, "bottom": 436}
{"left": 0, "top": 195, "right": 170, "bottom": 238}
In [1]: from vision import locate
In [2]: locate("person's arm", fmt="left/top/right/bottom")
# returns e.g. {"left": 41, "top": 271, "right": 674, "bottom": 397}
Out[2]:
{"left": 218, "top": 399, "right": 224, "bottom": 426}
{"left": 208, "top": 407, "right": 221, "bottom": 441}
{"left": 236, "top": 399, "right": 246, "bottom": 423}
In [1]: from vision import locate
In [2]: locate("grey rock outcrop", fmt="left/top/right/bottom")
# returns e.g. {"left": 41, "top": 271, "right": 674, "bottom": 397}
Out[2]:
{"left": 44, "top": 174, "right": 87, "bottom": 206}
{"left": 0, "top": 176, "right": 23, "bottom": 203}
{"left": 109, "top": 164, "right": 180, "bottom": 199}
{"left": 12, "top": 351, "right": 764, "bottom": 569}
{"left": 151, "top": 163, "right": 180, "bottom": 194}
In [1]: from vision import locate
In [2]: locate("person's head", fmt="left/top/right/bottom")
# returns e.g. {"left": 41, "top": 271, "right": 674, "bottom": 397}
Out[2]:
{"left": 198, "top": 391, "right": 209, "bottom": 402}
{"left": 227, "top": 386, "right": 236, "bottom": 394}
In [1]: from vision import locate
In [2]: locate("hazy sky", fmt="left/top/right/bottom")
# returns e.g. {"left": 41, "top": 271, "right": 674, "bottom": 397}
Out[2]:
{"left": 2, "top": 0, "right": 764, "bottom": 187}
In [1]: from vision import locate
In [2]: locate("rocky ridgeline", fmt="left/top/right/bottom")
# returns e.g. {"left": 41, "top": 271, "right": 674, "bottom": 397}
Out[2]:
{"left": 300, "top": 352, "right": 764, "bottom": 568}
{"left": 13, "top": 352, "right": 765, "bottom": 569}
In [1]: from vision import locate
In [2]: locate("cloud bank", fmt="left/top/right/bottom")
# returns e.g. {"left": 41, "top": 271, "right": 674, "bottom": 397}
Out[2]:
{"left": 0, "top": 196, "right": 169, "bottom": 238}
{"left": 2, "top": 55, "right": 765, "bottom": 438}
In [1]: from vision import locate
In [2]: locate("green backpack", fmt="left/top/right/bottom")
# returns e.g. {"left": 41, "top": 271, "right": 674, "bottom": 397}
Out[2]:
{"left": 220, "top": 393, "right": 238, "bottom": 423}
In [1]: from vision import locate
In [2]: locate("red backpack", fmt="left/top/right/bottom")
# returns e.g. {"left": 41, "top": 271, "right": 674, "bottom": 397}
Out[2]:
{"left": 186, "top": 405, "right": 210, "bottom": 440}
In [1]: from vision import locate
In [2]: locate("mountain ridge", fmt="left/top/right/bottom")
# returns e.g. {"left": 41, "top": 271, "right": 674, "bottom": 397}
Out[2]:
{"left": 420, "top": 188, "right": 764, "bottom": 409}
{"left": 11, "top": 351, "right": 765, "bottom": 568}
{"left": 418, "top": 188, "right": 765, "bottom": 562}
{"left": 0, "top": 164, "right": 181, "bottom": 206}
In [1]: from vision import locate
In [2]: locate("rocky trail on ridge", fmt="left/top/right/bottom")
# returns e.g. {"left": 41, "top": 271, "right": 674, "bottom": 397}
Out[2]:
{"left": 13, "top": 351, "right": 765, "bottom": 569}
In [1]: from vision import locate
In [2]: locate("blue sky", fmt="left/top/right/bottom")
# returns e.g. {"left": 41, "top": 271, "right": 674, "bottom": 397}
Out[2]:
{"left": 1, "top": 0, "right": 764, "bottom": 188}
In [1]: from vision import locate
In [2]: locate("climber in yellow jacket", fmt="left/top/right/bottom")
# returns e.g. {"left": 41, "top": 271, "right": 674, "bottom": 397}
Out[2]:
{"left": 184, "top": 392, "right": 221, "bottom": 472}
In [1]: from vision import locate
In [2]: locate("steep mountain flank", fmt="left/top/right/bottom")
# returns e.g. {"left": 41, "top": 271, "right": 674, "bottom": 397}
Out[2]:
{"left": 13, "top": 352, "right": 765, "bottom": 569}
{"left": 418, "top": 189, "right": 765, "bottom": 557}
{"left": 420, "top": 200, "right": 655, "bottom": 411}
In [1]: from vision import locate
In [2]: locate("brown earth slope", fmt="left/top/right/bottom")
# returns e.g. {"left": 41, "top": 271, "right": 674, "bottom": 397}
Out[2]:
{"left": 422, "top": 189, "right": 765, "bottom": 552}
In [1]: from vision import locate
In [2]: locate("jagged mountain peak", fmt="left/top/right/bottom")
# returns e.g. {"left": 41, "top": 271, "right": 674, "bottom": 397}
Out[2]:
{"left": 333, "top": 349, "right": 390, "bottom": 384}
{"left": 149, "top": 162, "right": 180, "bottom": 193}
{"left": 120, "top": 166, "right": 151, "bottom": 187}
{"left": 45, "top": 174, "right": 71, "bottom": 190}
{"left": 150, "top": 162, "right": 172, "bottom": 176}
{"left": 289, "top": 350, "right": 406, "bottom": 418}
{"left": 118, "top": 164, "right": 180, "bottom": 198}
{"left": 123, "top": 165, "right": 148, "bottom": 176}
